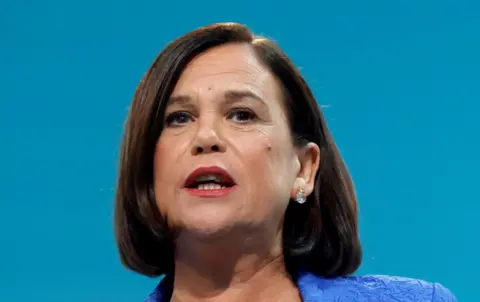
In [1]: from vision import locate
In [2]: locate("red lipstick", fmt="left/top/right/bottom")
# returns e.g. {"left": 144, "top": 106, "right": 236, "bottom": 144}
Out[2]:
{"left": 184, "top": 166, "right": 237, "bottom": 198}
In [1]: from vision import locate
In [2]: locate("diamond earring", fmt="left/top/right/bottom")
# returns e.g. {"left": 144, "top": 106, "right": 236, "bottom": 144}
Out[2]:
{"left": 295, "top": 186, "right": 306, "bottom": 204}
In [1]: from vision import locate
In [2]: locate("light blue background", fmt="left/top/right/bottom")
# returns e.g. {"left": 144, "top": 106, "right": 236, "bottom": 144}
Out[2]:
{"left": 1, "top": 0, "right": 478, "bottom": 301}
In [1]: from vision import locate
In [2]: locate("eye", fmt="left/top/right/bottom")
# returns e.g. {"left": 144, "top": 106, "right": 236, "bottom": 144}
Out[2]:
{"left": 227, "top": 108, "right": 257, "bottom": 123}
{"left": 165, "top": 111, "right": 194, "bottom": 127}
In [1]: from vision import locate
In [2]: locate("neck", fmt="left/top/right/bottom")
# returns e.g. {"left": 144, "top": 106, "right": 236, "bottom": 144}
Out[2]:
{"left": 170, "top": 228, "right": 301, "bottom": 302}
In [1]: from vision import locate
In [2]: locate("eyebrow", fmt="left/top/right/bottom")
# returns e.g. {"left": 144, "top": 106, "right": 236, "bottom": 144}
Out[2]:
{"left": 168, "top": 89, "right": 266, "bottom": 107}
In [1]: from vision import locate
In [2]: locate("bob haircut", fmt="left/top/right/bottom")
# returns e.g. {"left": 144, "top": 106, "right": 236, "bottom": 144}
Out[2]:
{"left": 115, "top": 22, "right": 362, "bottom": 278}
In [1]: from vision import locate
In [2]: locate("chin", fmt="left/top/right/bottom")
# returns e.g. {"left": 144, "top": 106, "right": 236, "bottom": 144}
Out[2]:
{"left": 177, "top": 208, "right": 240, "bottom": 239}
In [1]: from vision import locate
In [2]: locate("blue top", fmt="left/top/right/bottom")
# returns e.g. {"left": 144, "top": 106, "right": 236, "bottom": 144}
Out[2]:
{"left": 145, "top": 271, "right": 456, "bottom": 302}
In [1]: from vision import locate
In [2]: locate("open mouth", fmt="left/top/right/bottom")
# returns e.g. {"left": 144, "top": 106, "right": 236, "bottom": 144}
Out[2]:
{"left": 184, "top": 166, "right": 236, "bottom": 192}
{"left": 186, "top": 175, "right": 235, "bottom": 190}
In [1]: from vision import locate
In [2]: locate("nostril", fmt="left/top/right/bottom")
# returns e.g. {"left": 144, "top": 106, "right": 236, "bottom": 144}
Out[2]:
{"left": 194, "top": 145, "right": 220, "bottom": 154}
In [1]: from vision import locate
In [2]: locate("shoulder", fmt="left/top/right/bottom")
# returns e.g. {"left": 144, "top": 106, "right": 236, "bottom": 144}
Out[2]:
{"left": 297, "top": 272, "right": 456, "bottom": 302}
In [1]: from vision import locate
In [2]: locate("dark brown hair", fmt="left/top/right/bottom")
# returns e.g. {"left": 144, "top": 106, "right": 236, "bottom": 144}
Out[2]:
{"left": 114, "top": 22, "right": 361, "bottom": 278}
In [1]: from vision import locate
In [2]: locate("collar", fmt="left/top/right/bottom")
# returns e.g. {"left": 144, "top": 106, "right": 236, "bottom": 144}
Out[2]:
{"left": 145, "top": 271, "right": 327, "bottom": 302}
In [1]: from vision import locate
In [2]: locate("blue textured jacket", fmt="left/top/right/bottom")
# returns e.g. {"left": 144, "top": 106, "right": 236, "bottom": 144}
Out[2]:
{"left": 145, "top": 271, "right": 456, "bottom": 301}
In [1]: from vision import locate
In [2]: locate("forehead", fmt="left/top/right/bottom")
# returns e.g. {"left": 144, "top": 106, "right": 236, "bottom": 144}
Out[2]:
{"left": 172, "top": 43, "right": 279, "bottom": 97}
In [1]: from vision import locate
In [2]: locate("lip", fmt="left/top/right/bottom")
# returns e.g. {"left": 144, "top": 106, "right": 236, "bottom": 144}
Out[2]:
{"left": 185, "top": 186, "right": 237, "bottom": 198}
{"left": 184, "top": 166, "right": 237, "bottom": 198}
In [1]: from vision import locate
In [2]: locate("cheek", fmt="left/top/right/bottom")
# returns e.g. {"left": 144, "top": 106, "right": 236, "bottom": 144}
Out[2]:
{"left": 236, "top": 129, "right": 295, "bottom": 223}
{"left": 154, "top": 141, "right": 175, "bottom": 185}
{"left": 154, "top": 133, "right": 191, "bottom": 178}
{"left": 153, "top": 136, "right": 189, "bottom": 214}
{"left": 257, "top": 128, "right": 292, "bottom": 167}
{"left": 235, "top": 128, "right": 294, "bottom": 195}
{"left": 234, "top": 128, "right": 273, "bottom": 162}
{"left": 153, "top": 148, "right": 171, "bottom": 215}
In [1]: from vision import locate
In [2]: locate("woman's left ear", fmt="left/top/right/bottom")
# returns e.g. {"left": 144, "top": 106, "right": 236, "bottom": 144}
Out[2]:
{"left": 291, "top": 142, "right": 320, "bottom": 201}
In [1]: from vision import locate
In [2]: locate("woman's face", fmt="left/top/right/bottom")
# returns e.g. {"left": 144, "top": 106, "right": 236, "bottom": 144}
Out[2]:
{"left": 154, "top": 43, "right": 318, "bottom": 237}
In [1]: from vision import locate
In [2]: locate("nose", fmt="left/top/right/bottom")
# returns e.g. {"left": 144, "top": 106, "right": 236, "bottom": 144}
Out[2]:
{"left": 191, "top": 122, "right": 226, "bottom": 155}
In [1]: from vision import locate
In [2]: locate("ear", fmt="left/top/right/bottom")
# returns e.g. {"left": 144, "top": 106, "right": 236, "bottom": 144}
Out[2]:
{"left": 291, "top": 142, "right": 320, "bottom": 200}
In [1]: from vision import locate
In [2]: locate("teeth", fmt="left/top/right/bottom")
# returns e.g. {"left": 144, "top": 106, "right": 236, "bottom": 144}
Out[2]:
{"left": 197, "top": 183, "right": 225, "bottom": 190}
{"left": 196, "top": 175, "right": 222, "bottom": 183}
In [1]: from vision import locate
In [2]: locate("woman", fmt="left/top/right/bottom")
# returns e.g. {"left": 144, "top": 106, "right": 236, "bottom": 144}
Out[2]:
{"left": 114, "top": 23, "right": 456, "bottom": 302}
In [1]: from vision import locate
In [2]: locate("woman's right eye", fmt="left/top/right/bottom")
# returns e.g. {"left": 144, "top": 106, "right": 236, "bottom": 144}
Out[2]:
{"left": 165, "top": 112, "right": 193, "bottom": 127}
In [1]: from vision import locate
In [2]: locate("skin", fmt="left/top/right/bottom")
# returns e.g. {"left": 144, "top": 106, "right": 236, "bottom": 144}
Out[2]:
{"left": 154, "top": 43, "right": 320, "bottom": 302}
